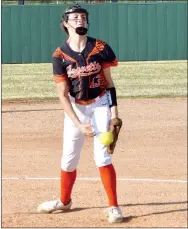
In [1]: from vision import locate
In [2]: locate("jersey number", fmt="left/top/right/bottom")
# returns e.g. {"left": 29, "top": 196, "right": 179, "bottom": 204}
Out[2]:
{"left": 90, "top": 75, "right": 100, "bottom": 88}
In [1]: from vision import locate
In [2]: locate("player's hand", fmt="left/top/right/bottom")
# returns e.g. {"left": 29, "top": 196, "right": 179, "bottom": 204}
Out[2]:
{"left": 78, "top": 123, "right": 95, "bottom": 137}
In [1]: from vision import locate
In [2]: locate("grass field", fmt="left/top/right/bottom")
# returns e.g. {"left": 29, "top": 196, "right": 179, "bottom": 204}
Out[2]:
{"left": 2, "top": 60, "right": 187, "bottom": 101}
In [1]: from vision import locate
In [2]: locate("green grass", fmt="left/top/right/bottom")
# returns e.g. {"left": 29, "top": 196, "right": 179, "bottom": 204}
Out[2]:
{"left": 113, "top": 60, "right": 187, "bottom": 98}
{"left": 2, "top": 60, "right": 187, "bottom": 101}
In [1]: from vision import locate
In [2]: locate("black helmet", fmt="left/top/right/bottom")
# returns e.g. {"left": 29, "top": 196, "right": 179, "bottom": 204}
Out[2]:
{"left": 62, "top": 4, "right": 89, "bottom": 22}
{"left": 61, "top": 4, "right": 89, "bottom": 34}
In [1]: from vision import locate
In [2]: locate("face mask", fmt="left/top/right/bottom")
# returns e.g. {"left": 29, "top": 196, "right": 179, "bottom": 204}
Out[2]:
{"left": 75, "top": 27, "right": 88, "bottom": 35}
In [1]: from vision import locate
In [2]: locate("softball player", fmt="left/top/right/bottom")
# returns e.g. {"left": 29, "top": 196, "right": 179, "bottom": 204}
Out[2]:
{"left": 37, "top": 4, "right": 123, "bottom": 223}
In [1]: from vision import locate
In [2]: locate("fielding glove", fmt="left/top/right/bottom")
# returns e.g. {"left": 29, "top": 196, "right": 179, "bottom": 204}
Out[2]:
{"left": 107, "top": 118, "right": 122, "bottom": 154}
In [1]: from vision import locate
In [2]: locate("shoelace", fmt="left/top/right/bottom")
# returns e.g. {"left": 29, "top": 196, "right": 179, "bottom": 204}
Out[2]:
{"left": 109, "top": 207, "right": 120, "bottom": 215}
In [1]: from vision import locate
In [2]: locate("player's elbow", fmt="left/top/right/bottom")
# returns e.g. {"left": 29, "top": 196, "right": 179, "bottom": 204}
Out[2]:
{"left": 56, "top": 82, "right": 69, "bottom": 98}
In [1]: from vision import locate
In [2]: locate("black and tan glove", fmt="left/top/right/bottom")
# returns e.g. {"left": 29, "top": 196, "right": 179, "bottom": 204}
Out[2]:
{"left": 107, "top": 118, "right": 122, "bottom": 154}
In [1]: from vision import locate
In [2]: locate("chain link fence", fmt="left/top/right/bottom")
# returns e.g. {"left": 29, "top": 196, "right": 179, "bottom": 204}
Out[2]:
{"left": 2, "top": 0, "right": 184, "bottom": 5}
{"left": 2, "top": 0, "right": 106, "bottom": 4}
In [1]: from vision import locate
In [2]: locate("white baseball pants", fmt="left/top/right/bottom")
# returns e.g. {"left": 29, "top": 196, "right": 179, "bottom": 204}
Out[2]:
{"left": 61, "top": 93, "right": 112, "bottom": 172}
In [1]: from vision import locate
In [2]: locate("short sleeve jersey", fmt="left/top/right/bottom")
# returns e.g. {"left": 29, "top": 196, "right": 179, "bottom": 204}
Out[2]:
{"left": 52, "top": 36, "right": 118, "bottom": 101}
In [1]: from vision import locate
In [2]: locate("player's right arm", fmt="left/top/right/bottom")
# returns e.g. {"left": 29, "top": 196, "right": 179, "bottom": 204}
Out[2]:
{"left": 52, "top": 48, "right": 94, "bottom": 137}
{"left": 56, "top": 81, "right": 81, "bottom": 127}
{"left": 56, "top": 82, "right": 94, "bottom": 137}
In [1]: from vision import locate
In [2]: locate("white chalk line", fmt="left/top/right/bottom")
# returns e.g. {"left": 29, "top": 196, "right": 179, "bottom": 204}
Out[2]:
{"left": 2, "top": 177, "right": 187, "bottom": 183}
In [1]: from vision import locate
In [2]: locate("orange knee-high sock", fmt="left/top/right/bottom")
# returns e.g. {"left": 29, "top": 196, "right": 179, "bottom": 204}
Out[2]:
{"left": 99, "top": 164, "right": 118, "bottom": 207}
{"left": 60, "top": 169, "right": 76, "bottom": 205}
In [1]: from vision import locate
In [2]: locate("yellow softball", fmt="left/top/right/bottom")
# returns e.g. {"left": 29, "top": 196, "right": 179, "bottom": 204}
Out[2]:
{"left": 98, "top": 132, "right": 113, "bottom": 145}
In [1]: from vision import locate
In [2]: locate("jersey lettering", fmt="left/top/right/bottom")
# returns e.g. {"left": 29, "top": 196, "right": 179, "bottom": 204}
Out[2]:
{"left": 66, "top": 61, "right": 101, "bottom": 78}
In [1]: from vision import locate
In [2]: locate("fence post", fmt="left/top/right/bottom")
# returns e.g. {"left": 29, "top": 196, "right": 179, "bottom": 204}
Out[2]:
{"left": 18, "top": 0, "right": 24, "bottom": 5}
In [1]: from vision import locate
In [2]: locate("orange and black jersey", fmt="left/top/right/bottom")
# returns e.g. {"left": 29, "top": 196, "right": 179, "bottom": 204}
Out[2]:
{"left": 52, "top": 36, "right": 118, "bottom": 101}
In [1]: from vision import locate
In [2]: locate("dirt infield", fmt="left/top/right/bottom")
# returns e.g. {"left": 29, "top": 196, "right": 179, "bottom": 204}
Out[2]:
{"left": 2, "top": 98, "right": 187, "bottom": 228}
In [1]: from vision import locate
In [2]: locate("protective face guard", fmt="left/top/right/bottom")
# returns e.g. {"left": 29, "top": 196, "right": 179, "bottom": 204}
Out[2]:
{"left": 62, "top": 4, "right": 89, "bottom": 35}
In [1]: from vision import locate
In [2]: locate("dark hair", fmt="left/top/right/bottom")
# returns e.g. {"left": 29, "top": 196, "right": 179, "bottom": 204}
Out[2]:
{"left": 61, "top": 4, "right": 89, "bottom": 34}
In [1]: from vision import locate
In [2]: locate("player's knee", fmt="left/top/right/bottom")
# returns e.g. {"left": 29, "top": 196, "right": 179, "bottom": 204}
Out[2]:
{"left": 61, "top": 162, "right": 77, "bottom": 172}
{"left": 61, "top": 153, "right": 80, "bottom": 172}
{"left": 94, "top": 156, "right": 112, "bottom": 167}
{"left": 61, "top": 158, "right": 78, "bottom": 172}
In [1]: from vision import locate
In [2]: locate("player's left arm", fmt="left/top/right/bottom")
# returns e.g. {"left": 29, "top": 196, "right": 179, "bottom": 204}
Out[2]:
{"left": 101, "top": 42, "right": 122, "bottom": 153}
{"left": 103, "top": 67, "right": 118, "bottom": 119}
{"left": 103, "top": 67, "right": 123, "bottom": 154}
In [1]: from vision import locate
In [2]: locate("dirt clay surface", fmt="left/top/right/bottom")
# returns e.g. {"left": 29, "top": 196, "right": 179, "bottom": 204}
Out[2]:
{"left": 2, "top": 98, "right": 187, "bottom": 228}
